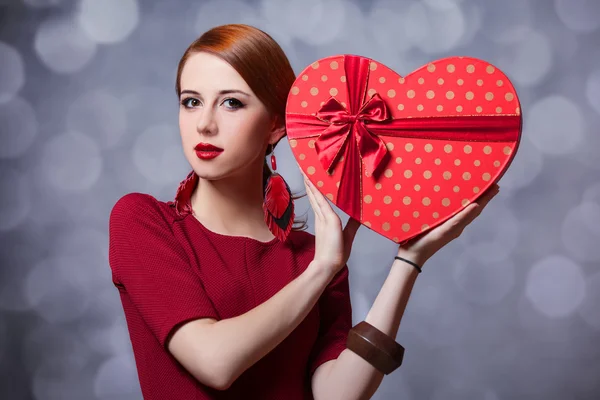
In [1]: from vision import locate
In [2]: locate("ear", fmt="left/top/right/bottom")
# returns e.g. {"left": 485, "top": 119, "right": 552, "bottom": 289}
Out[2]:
{"left": 268, "top": 116, "right": 287, "bottom": 146}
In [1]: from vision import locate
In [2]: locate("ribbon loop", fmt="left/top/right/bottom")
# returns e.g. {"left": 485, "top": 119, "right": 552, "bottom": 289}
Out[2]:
{"left": 314, "top": 92, "right": 392, "bottom": 176}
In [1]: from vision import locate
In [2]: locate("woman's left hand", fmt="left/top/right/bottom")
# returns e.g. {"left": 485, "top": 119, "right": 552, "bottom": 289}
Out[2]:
{"left": 302, "top": 171, "right": 361, "bottom": 275}
{"left": 397, "top": 183, "right": 501, "bottom": 268}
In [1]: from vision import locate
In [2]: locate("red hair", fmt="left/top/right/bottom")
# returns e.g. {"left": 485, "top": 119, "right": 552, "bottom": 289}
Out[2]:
{"left": 175, "top": 24, "right": 306, "bottom": 230}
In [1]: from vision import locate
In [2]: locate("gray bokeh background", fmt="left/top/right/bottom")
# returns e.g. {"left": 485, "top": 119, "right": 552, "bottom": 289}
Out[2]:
{"left": 1, "top": 0, "right": 600, "bottom": 399}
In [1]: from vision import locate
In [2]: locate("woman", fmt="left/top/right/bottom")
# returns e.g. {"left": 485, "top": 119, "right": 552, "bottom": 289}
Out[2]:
{"left": 108, "top": 24, "right": 499, "bottom": 400}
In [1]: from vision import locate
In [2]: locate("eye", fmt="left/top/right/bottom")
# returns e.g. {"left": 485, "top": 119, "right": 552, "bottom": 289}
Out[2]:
{"left": 222, "top": 98, "right": 244, "bottom": 110}
{"left": 181, "top": 97, "right": 200, "bottom": 108}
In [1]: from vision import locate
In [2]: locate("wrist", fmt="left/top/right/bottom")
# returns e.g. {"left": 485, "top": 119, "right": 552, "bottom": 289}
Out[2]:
{"left": 306, "top": 260, "right": 337, "bottom": 284}
{"left": 395, "top": 247, "right": 427, "bottom": 270}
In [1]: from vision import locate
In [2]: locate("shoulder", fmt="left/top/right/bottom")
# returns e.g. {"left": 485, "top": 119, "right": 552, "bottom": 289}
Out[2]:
{"left": 109, "top": 192, "right": 177, "bottom": 228}
{"left": 288, "top": 228, "right": 316, "bottom": 253}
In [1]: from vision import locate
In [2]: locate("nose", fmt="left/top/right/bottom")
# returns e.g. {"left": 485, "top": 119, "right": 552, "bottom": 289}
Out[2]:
{"left": 196, "top": 108, "right": 217, "bottom": 135}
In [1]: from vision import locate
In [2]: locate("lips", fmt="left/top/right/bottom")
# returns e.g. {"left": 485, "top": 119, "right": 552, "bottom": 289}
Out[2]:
{"left": 194, "top": 142, "right": 223, "bottom": 160}
{"left": 194, "top": 143, "right": 223, "bottom": 152}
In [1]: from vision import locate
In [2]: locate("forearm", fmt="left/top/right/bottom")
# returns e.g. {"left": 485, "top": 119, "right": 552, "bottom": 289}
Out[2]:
{"left": 319, "top": 250, "right": 421, "bottom": 400}
{"left": 210, "top": 261, "right": 333, "bottom": 386}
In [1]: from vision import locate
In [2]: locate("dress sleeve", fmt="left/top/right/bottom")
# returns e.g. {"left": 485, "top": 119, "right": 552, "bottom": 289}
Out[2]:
{"left": 108, "top": 193, "right": 219, "bottom": 348}
{"left": 307, "top": 264, "right": 353, "bottom": 378}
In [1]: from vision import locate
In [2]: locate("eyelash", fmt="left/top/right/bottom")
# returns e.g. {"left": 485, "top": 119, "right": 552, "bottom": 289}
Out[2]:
{"left": 180, "top": 97, "right": 245, "bottom": 110}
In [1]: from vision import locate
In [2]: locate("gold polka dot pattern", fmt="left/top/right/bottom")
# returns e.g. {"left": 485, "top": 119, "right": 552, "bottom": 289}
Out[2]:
{"left": 285, "top": 55, "right": 520, "bottom": 244}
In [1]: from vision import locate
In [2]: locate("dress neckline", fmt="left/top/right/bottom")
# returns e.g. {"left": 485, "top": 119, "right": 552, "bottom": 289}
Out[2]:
{"left": 170, "top": 169, "right": 282, "bottom": 246}
{"left": 190, "top": 213, "right": 280, "bottom": 246}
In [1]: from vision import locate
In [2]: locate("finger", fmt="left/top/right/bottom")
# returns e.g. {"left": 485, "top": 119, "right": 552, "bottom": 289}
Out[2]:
{"left": 460, "top": 203, "right": 484, "bottom": 226}
{"left": 304, "top": 174, "right": 335, "bottom": 219}
{"left": 426, "top": 184, "right": 499, "bottom": 239}
{"left": 302, "top": 174, "right": 322, "bottom": 219}
{"left": 480, "top": 183, "right": 500, "bottom": 200}
{"left": 436, "top": 199, "right": 482, "bottom": 236}
{"left": 473, "top": 184, "right": 500, "bottom": 209}
{"left": 450, "top": 204, "right": 478, "bottom": 228}
{"left": 303, "top": 176, "right": 324, "bottom": 221}
{"left": 460, "top": 186, "right": 500, "bottom": 226}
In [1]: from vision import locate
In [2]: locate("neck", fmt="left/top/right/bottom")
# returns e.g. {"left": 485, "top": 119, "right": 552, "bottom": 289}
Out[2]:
{"left": 190, "top": 158, "right": 272, "bottom": 239}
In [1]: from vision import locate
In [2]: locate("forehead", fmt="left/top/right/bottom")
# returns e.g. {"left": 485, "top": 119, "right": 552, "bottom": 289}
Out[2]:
{"left": 180, "top": 52, "right": 253, "bottom": 94}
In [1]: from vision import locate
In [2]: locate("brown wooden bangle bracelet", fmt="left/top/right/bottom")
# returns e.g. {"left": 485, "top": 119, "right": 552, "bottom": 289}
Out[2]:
{"left": 346, "top": 321, "right": 405, "bottom": 375}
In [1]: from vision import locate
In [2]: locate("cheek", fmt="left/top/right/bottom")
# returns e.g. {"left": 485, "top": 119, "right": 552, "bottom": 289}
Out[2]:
{"left": 224, "top": 111, "right": 263, "bottom": 139}
{"left": 235, "top": 110, "right": 272, "bottom": 144}
{"left": 179, "top": 112, "right": 195, "bottom": 141}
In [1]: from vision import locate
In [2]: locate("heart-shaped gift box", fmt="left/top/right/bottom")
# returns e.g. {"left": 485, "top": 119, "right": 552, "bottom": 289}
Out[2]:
{"left": 285, "top": 55, "right": 522, "bottom": 245}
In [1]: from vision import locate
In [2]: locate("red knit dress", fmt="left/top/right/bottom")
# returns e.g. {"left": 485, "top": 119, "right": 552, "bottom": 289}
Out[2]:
{"left": 108, "top": 183, "right": 353, "bottom": 399}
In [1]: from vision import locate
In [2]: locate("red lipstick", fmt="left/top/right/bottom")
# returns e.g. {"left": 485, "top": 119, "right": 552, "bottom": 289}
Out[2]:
{"left": 195, "top": 142, "right": 223, "bottom": 160}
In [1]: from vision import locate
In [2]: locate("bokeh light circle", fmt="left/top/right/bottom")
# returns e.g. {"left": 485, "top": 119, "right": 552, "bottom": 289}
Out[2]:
{"left": 585, "top": 69, "right": 600, "bottom": 116}
{"left": 262, "top": 0, "right": 346, "bottom": 46}
{"left": 578, "top": 270, "right": 600, "bottom": 331}
{"left": 93, "top": 355, "right": 140, "bottom": 398}
{"left": 0, "top": 41, "right": 25, "bottom": 104}
{"left": 67, "top": 89, "right": 127, "bottom": 149}
{"left": 40, "top": 132, "right": 103, "bottom": 192}
{"left": 0, "top": 96, "right": 38, "bottom": 159}
{"left": 34, "top": 16, "right": 97, "bottom": 74}
{"left": 195, "top": 0, "right": 260, "bottom": 34}
{"left": 77, "top": 0, "right": 140, "bottom": 44}
{"left": 526, "top": 96, "right": 584, "bottom": 155}
{"left": 562, "top": 202, "right": 600, "bottom": 261}
{"left": 498, "top": 136, "right": 544, "bottom": 191}
{"left": 525, "top": 255, "right": 586, "bottom": 318}
{"left": 132, "top": 124, "right": 186, "bottom": 185}
{"left": 404, "top": 1, "right": 466, "bottom": 54}
{"left": 0, "top": 167, "right": 31, "bottom": 231}
{"left": 555, "top": 0, "right": 600, "bottom": 33}
{"left": 495, "top": 27, "right": 552, "bottom": 87}
{"left": 25, "top": 256, "right": 92, "bottom": 323}
{"left": 23, "top": 0, "right": 65, "bottom": 7}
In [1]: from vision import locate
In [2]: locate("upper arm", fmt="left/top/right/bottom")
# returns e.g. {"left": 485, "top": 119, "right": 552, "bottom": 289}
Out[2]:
{"left": 168, "top": 317, "right": 234, "bottom": 390}
{"left": 311, "top": 359, "right": 336, "bottom": 400}
{"left": 109, "top": 193, "right": 226, "bottom": 389}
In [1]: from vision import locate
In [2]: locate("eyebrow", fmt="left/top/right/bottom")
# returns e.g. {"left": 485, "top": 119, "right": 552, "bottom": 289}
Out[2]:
{"left": 179, "top": 89, "right": 251, "bottom": 97}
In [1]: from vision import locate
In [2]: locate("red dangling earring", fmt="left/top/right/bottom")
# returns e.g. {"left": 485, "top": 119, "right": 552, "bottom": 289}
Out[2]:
{"left": 263, "top": 145, "right": 294, "bottom": 242}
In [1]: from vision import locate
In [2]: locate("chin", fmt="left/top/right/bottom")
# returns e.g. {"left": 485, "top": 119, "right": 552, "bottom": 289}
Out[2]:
{"left": 190, "top": 160, "right": 238, "bottom": 182}
{"left": 190, "top": 165, "right": 224, "bottom": 181}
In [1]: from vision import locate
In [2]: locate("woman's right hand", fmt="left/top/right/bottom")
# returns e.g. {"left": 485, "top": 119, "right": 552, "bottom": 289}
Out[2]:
{"left": 396, "top": 183, "right": 500, "bottom": 267}
{"left": 302, "top": 172, "right": 361, "bottom": 278}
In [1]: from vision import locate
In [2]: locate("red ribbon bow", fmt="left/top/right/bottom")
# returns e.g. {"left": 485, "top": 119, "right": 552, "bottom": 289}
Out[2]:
{"left": 286, "top": 55, "right": 521, "bottom": 220}
{"left": 314, "top": 93, "right": 391, "bottom": 177}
